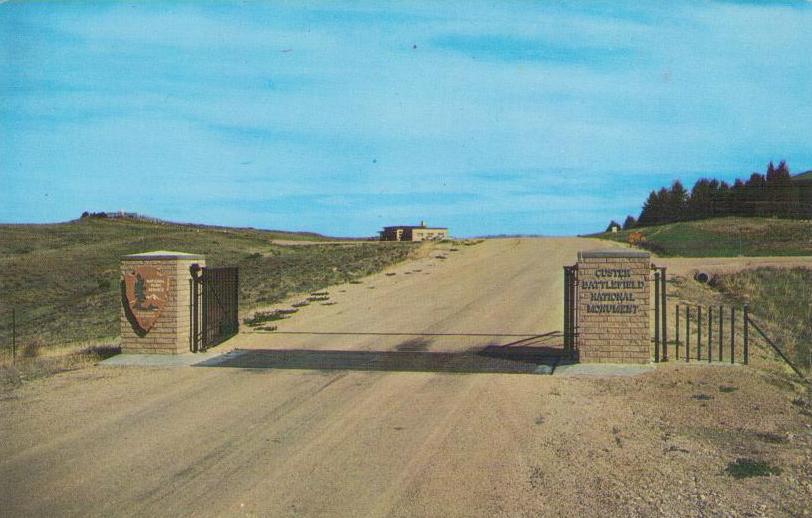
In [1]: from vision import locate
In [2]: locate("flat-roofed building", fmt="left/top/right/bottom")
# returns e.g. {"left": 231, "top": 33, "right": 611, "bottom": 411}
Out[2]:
{"left": 380, "top": 221, "right": 448, "bottom": 241}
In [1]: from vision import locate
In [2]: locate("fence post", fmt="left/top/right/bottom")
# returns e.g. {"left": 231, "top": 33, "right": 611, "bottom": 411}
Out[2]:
{"left": 563, "top": 267, "right": 570, "bottom": 353}
{"left": 743, "top": 304, "right": 749, "bottom": 365}
{"left": 190, "top": 265, "right": 201, "bottom": 353}
{"left": 685, "top": 306, "right": 690, "bottom": 362}
{"left": 730, "top": 307, "right": 736, "bottom": 364}
{"left": 661, "top": 267, "right": 668, "bottom": 361}
{"left": 718, "top": 305, "right": 723, "bottom": 362}
{"left": 572, "top": 266, "right": 578, "bottom": 359}
{"left": 654, "top": 270, "right": 660, "bottom": 363}
{"left": 569, "top": 267, "right": 574, "bottom": 355}
{"left": 708, "top": 306, "right": 713, "bottom": 363}
{"left": 675, "top": 304, "right": 680, "bottom": 360}
{"left": 11, "top": 308, "right": 16, "bottom": 365}
{"left": 697, "top": 306, "right": 702, "bottom": 361}
{"left": 189, "top": 278, "right": 194, "bottom": 352}
{"left": 235, "top": 267, "right": 240, "bottom": 333}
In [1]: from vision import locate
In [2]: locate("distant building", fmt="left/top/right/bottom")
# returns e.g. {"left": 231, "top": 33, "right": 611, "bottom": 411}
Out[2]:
{"left": 81, "top": 211, "right": 163, "bottom": 223}
{"left": 111, "top": 211, "right": 140, "bottom": 219}
{"left": 380, "top": 221, "right": 448, "bottom": 241}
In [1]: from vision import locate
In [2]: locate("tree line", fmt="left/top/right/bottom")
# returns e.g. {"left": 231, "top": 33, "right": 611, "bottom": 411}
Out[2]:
{"left": 617, "top": 161, "right": 811, "bottom": 230}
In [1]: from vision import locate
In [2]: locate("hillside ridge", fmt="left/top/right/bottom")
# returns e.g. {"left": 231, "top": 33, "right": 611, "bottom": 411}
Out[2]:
{"left": 593, "top": 216, "right": 812, "bottom": 257}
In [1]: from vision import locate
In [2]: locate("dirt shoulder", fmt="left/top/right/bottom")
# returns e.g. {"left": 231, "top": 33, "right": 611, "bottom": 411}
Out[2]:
{"left": 657, "top": 255, "right": 812, "bottom": 278}
{"left": 1, "top": 357, "right": 809, "bottom": 517}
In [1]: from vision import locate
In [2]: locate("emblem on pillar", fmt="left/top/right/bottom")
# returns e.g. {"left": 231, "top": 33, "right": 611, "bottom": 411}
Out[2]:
{"left": 123, "top": 266, "right": 170, "bottom": 332}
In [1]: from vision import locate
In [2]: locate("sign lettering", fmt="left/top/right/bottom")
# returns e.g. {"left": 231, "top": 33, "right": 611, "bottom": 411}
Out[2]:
{"left": 581, "top": 268, "right": 640, "bottom": 314}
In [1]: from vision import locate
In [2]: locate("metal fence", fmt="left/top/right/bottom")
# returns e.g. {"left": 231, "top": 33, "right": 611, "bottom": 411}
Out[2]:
{"left": 3, "top": 308, "right": 17, "bottom": 363}
{"left": 671, "top": 303, "right": 748, "bottom": 364}
{"left": 1, "top": 307, "right": 119, "bottom": 365}
{"left": 671, "top": 303, "right": 807, "bottom": 379}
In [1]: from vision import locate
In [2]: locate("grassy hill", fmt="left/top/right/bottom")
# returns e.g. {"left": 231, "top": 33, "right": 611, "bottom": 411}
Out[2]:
{"left": 0, "top": 218, "right": 415, "bottom": 351}
{"left": 716, "top": 267, "right": 811, "bottom": 372}
{"left": 794, "top": 170, "right": 812, "bottom": 182}
{"left": 594, "top": 217, "right": 812, "bottom": 257}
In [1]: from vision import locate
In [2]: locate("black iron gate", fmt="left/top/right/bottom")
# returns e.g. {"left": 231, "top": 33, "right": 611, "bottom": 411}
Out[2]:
{"left": 190, "top": 265, "right": 239, "bottom": 352}
{"left": 652, "top": 266, "right": 668, "bottom": 362}
{"left": 562, "top": 265, "right": 578, "bottom": 358}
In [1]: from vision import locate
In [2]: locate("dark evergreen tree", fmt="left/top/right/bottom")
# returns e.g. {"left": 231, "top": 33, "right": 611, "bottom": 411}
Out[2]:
{"left": 688, "top": 179, "right": 715, "bottom": 220}
{"left": 744, "top": 173, "right": 766, "bottom": 216}
{"left": 667, "top": 180, "right": 688, "bottom": 222}
{"left": 622, "top": 215, "right": 637, "bottom": 230}
{"left": 637, "top": 191, "right": 660, "bottom": 227}
{"left": 731, "top": 178, "right": 746, "bottom": 216}
{"left": 629, "top": 161, "right": 806, "bottom": 227}
{"left": 770, "top": 160, "right": 794, "bottom": 217}
{"left": 656, "top": 188, "right": 669, "bottom": 224}
{"left": 707, "top": 179, "right": 721, "bottom": 217}
{"left": 717, "top": 181, "right": 732, "bottom": 217}
{"left": 800, "top": 181, "right": 812, "bottom": 219}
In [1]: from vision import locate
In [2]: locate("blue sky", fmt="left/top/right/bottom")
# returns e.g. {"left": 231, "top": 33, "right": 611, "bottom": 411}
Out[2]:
{"left": 2, "top": 1, "right": 811, "bottom": 237}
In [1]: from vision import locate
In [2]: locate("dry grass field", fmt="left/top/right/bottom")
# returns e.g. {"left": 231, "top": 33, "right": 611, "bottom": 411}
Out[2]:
{"left": 0, "top": 217, "right": 417, "bottom": 357}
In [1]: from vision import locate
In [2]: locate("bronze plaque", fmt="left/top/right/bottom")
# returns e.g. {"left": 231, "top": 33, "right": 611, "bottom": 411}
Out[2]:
{"left": 123, "top": 266, "right": 170, "bottom": 332}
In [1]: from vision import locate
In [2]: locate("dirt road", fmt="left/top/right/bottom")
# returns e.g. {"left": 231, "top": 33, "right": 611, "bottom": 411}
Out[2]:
{"left": 233, "top": 237, "right": 599, "bottom": 354}
{"left": 2, "top": 238, "right": 810, "bottom": 517}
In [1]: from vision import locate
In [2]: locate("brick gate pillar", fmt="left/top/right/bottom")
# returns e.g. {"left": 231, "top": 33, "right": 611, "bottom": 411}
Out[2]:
{"left": 120, "top": 251, "right": 205, "bottom": 354}
{"left": 576, "top": 249, "right": 651, "bottom": 364}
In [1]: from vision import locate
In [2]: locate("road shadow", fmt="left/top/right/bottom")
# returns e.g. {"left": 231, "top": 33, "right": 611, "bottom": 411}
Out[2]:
{"left": 195, "top": 342, "right": 566, "bottom": 375}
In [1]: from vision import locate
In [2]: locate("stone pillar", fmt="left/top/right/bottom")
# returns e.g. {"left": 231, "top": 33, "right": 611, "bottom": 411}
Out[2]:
{"left": 576, "top": 249, "right": 650, "bottom": 364}
{"left": 120, "top": 251, "right": 205, "bottom": 354}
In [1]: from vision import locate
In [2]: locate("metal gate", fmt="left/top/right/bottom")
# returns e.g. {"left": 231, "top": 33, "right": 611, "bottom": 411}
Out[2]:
{"left": 562, "top": 265, "right": 578, "bottom": 358}
{"left": 190, "top": 265, "right": 239, "bottom": 352}
{"left": 652, "top": 266, "right": 667, "bottom": 362}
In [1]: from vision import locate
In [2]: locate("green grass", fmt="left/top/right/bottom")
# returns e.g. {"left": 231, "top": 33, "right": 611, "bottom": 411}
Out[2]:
{"left": 594, "top": 217, "right": 812, "bottom": 257}
{"left": 725, "top": 458, "right": 782, "bottom": 479}
{"left": 672, "top": 264, "right": 811, "bottom": 374}
{"left": 793, "top": 170, "right": 812, "bottom": 182}
{"left": 244, "top": 310, "right": 294, "bottom": 326}
{"left": 0, "top": 218, "right": 416, "bottom": 352}
{"left": 713, "top": 267, "right": 812, "bottom": 371}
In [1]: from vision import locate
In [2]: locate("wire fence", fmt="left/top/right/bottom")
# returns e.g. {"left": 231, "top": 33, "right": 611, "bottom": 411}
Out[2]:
{"left": 1, "top": 307, "right": 119, "bottom": 366}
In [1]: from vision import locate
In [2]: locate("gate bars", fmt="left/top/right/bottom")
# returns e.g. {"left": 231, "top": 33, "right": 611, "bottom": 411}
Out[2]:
{"left": 190, "top": 265, "right": 239, "bottom": 352}
{"left": 653, "top": 267, "right": 668, "bottom": 362}
{"left": 673, "top": 302, "right": 806, "bottom": 376}
{"left": 673, "top": 303, "right": 748, "bottom": 364}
